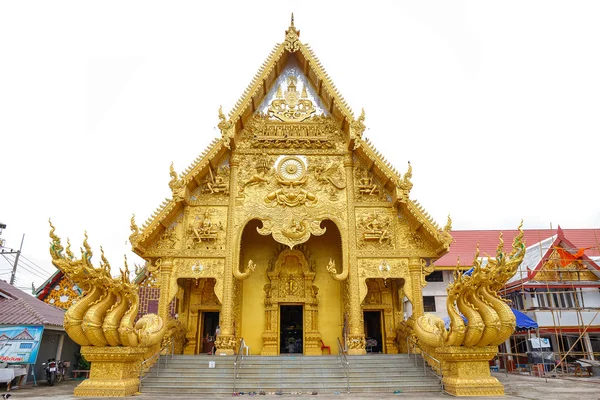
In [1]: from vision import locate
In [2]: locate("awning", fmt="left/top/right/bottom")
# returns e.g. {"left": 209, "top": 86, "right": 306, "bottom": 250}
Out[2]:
{"left": 443, "top": 308, "right": 538, "bottom": 331}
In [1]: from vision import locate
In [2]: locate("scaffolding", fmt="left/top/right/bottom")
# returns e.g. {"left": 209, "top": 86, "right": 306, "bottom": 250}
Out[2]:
{"left": 495, "top": 230, "right": 600, "bottom": 377}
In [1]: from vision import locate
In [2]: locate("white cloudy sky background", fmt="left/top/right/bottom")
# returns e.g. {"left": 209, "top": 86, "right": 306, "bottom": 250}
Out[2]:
{"left": 1, "top": 1, "right": 599, "bottom": 290}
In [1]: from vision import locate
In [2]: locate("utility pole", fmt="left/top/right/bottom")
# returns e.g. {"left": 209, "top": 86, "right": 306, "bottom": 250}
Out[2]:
{"left": 10, "top": 234, "right": 25, "bottom": 285}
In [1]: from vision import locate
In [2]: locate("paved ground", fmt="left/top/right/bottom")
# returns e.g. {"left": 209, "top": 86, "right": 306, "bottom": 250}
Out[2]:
{"left": 2, "top": 373, "right": 599, "bottom": 399}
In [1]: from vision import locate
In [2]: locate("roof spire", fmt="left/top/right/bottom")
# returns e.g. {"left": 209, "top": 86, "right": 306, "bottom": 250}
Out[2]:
{"left": 284, "top": 13, "right": 300, "bottom": 52}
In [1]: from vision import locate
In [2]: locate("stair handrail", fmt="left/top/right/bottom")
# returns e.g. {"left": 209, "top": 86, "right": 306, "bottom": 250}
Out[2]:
{"left": 233, "top": 337, "right": 246, "bottom": 393}
{"left": 337, "top": 337, "right": 350, "bottom": 393}
{"left": 138, "top": 335, "right": 175, "bottom": 391}
{"left": 406, "top": 336, "right": 444, "bottom": 392}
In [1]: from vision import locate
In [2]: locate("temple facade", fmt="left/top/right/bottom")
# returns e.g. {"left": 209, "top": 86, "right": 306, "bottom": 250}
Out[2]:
{"left": 127, "top": 19, "right": 453, "bottom": 357}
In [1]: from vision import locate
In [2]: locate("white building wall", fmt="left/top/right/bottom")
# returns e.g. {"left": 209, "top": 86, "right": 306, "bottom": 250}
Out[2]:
{"left": 533, "top": 310, "right": 600, "bottom": 327}
{"left": 406, "top": 271, "right": 452, "bottom": 320}
{"left": 582, "top": 288, "right": 600, "bottom": 307}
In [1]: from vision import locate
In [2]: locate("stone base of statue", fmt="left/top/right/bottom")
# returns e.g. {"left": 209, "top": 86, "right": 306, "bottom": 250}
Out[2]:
{"left": 436, "top": 346, "right": 504, "bottom": 396}
{"left": 73, "top": 346, "right": 150, "bottom": 397}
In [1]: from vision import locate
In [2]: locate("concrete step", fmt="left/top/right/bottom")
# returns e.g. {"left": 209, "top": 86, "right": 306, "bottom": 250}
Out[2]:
{"left": 140, "top": 353, "right": 442, "bottom": 394}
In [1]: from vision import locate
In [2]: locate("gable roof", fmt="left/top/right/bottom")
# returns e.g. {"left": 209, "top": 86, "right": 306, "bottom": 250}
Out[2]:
{"left": 505, "top": 227, "right": 600, "bottom": 288}
{"left": 130, "top": 18, "right": 452, "bottom": 255}
{"left": 0, "top": 279, "right": 65, "bottom": 329}
{"left": 435, "top": 228, "right": 600, "bottom": 268}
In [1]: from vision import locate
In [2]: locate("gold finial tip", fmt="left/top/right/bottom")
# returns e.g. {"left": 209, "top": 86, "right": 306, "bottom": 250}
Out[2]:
{"left": 291, "top": 13, "right": 295, "bottom": 27}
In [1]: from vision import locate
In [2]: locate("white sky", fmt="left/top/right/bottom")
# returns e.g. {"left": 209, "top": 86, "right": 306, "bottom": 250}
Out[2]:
{"left": 1, "top": 1, "right": 599, "bottom": 290}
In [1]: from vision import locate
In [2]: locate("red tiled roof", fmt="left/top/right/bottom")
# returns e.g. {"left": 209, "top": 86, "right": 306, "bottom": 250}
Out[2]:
{"left": 0, "top": 280, "right": 65, "bottom": 328}
{"left": 435, "top": 228, "right": 600, "bottom": 267}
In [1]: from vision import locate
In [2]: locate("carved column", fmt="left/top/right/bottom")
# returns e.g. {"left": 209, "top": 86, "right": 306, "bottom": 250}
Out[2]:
{"left": 408, "top": 257, "right": 424, "bottom": 318}
{"left": 344, "top": 154, "right": 366, "bottom": 355}
{"left": 158, "top": 259, "right": 174, "bottom": 320}
{"left": 215, "top": 154, "right": 239, "bottom": 355}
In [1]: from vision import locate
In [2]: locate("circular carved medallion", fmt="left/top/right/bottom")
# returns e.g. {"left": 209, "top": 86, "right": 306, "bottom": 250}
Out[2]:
{"left": 277, "top": 156, "right": 306, "bottom": 181}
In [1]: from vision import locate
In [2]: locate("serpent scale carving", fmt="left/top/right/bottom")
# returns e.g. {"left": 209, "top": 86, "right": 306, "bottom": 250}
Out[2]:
{"left": 49, "top": 220, "right": 174, "bottom": 348}
{"left": 412, "top": 222, "right": 525, "bottom": 349}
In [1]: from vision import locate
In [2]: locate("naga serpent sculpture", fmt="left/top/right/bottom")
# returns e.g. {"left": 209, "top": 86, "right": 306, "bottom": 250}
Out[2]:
{"left": 413, "top": 222, "right": 525, "bottom": 348}
{"left": 49, "top": 220, "right": 176, "bottom": 348}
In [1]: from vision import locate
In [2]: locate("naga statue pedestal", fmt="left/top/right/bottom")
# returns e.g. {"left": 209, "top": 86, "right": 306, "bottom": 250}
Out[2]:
{"left": 436, "top": 346, "right": 504, "bottom": 396}
{"left": 73, "top": 346, "right": 151, "bottom": 397}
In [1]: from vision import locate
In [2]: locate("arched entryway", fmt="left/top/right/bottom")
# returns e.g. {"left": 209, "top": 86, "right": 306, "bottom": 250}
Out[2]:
{"left": 237, "top": 219, "right": 343, "bottom": 355}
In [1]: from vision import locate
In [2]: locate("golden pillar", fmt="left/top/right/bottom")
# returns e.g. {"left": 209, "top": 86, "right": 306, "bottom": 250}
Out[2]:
{"left": 158, "top": 259, "right": 174, "bottom": 320}
{"left": 214, "top": 154, "right": 239, "bottom": 355}
{"left": 408, "top": 257, "right": 424, "bottom": 318}
{"left": 343, "top": 155, "right": 366, "bottom": 355}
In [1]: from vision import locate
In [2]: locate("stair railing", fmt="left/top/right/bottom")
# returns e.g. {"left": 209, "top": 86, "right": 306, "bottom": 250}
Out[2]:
{"left": 337, "top": 337, "right": 350, "bottom": 393}
{"left": 138, "top": 336, "right": 175, "bottom": 391}
{"left": 406, "top": 336, "right": 443, "bottom": 393}
{"left": 233, "top": 338, "right": 246, "bottom": 393}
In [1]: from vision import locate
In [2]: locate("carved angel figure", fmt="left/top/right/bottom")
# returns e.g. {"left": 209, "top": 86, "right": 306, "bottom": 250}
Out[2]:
{"left": 313, "top": 162, "right": 346, "bottom": 190}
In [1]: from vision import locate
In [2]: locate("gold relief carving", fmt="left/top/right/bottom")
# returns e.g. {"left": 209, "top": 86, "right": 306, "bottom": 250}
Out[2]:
{"left": 311, "top": 158, "right": 346, "bottom": 200}
{"left": 194, "top": 165, "right": 230, "bottom": 197}
{"left": 347, "top": 334, "right": 366, "bottom": 353}
{"left": 537, "top": 249, "right": 598, "bottom": 281}
{"left": 73, "top": 346, "right": 149, "bottom": 397}
{"left": 357, "top": 211, "right": 393, "bottom": 247}
{"left": 189, "top": 278, "right": 220, "bottom": 308}
{"left": 268, "top": 75, "right": 315, "bottom": 122}
{"left": 354, "top": 166, "right": 387, "bottom": 202}
{"left": 406, "top": 230, "right": 425, "bottom": 249}
{"left": 214, "top": 334, "right": 237, "bottom": 352}
{"left": 258, "top": 217, "right": 326, "bottom": 249}
{"left": 186, "top": 208, "right": 225, "bottom": 249}
{"left": 265, "top": 157, "right": 318, "bottom": 208}
{"left": 261, "top": 248, "right": 322, "bottom": 355}
{"left": 176, "top": 259, "right": 224, "bottom": 304}
{"left": 155, "top": 225, "right": 179, "bottom": 250}
{"left": 239, "top": 153, "right": 273, "bottom": 193}
{"left": 241, "top": 114, "right": 341, "bottom": 150}
{"left": 364, "top": 279, "right": 383, "bottom": 305}
{"left": 434, "top": 346, "right": 505, "bottom": 396}
{"left": 358, "top": 259, "right": 409, "bottom": 305}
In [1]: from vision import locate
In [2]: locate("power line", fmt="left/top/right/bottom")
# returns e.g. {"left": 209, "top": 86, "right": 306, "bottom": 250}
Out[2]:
{"left": 20, "top": 254, "right": 54, "bottom": 275}
{"left": 16, "top": 259, "right": 52, "bottom": 279}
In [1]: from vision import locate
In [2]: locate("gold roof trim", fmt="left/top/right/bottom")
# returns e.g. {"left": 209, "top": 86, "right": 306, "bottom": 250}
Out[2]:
{"left": 228, "top": 43, "right": 285, "bottom": 123}
{"left": 134, "top": 137, "right": 226, "bottom": 247}
{"left": 225, "top": 20, "right": 355, "bottom": 137}
{"left": 354, "top": 135, "right": 451, "bottom": 251}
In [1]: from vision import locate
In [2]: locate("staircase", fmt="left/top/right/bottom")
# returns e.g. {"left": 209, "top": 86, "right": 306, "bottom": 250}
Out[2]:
{"left": 140, "top": 353, "right": 442, "bottom": 395}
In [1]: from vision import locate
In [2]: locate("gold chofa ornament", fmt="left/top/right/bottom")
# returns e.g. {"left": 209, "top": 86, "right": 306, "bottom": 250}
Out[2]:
{"left": 268, "top": 75, "right": 316, "bottom": 122}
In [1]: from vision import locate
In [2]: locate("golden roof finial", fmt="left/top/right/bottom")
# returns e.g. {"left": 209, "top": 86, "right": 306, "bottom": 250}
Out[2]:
{"left": 284, "top": 13, "right": 300, "bottom": 52}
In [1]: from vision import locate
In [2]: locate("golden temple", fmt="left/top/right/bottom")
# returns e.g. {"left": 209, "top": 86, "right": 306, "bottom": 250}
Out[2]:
{"left": 48, "top": 17, "right": 524, "bottom": 397}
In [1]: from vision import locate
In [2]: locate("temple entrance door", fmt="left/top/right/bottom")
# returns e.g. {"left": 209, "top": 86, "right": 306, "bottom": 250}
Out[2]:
{"left": 197, "top": 311, "right": 219, "bottom": 354}
{"left": 364, "top": 311, "right": 383, "bottom": 353}
{"left": 280, "top": 305, "right": 303, "bottom": 354}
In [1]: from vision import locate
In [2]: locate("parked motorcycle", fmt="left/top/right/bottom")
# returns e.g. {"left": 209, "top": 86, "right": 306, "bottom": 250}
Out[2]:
{"left": 42, "top": 358, "right": 66, "bottom": 386}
